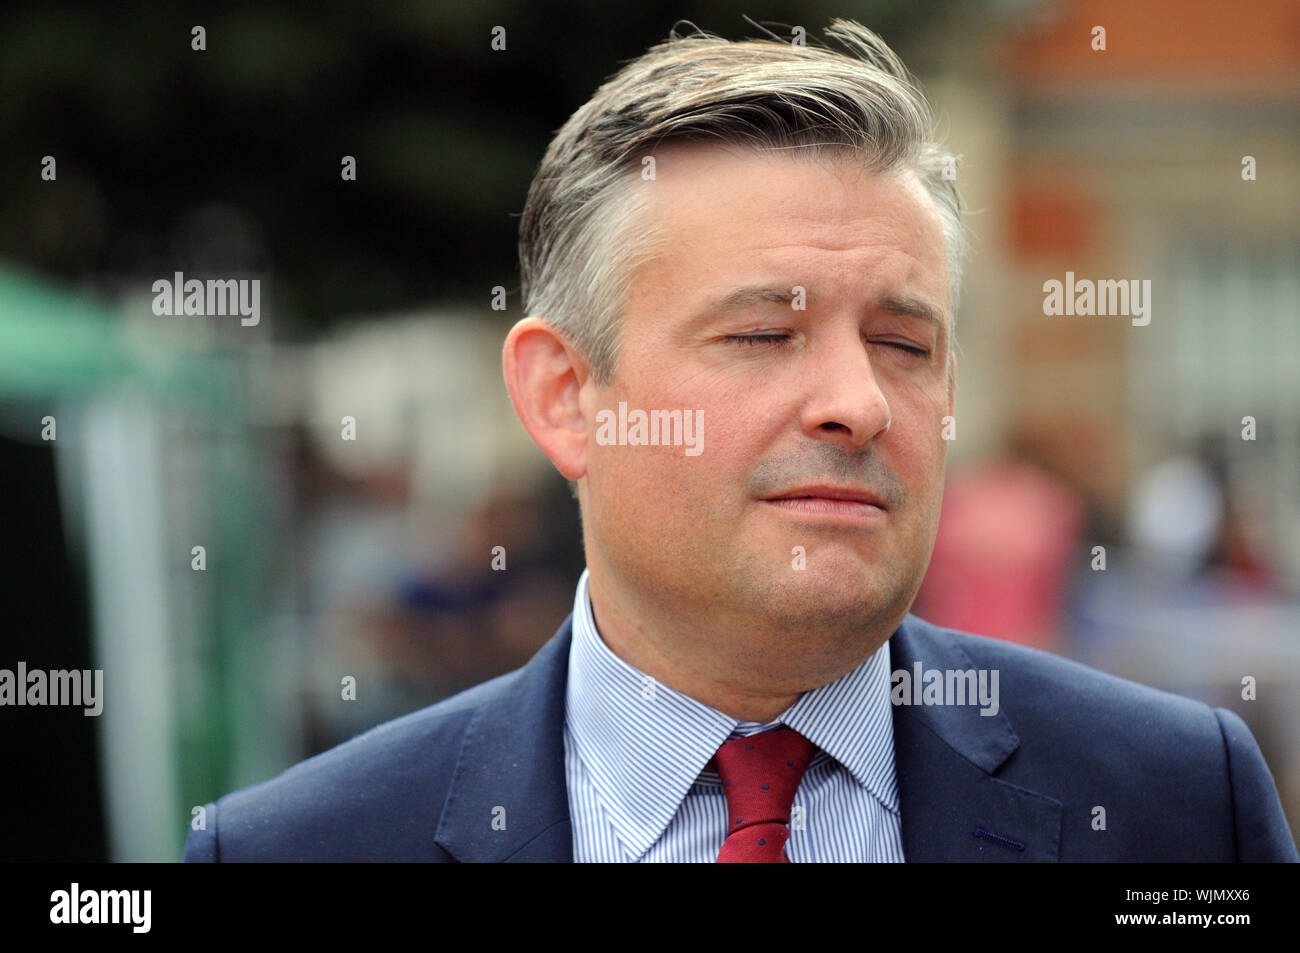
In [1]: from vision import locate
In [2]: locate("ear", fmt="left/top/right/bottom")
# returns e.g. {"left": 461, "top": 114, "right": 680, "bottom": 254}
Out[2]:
{"left": 502, "top": 317, "right": 589, "bottom": 481}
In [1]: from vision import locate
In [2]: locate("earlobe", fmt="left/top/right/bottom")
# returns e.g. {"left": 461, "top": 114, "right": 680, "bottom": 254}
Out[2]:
{"left": 502, "top": 317, "right": 590, "bottom": 481}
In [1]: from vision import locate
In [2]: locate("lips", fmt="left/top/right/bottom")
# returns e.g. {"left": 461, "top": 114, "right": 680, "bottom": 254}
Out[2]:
{"left": 763, "top": 485, "right": 887, "bottom": 509}
{"left": 760, "top": 485, "right": 888, "bottom": 523}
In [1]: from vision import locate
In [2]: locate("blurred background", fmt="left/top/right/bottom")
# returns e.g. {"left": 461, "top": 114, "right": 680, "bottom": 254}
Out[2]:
{"left": 1, "top": 0, "right": 1297, "bottom": 861}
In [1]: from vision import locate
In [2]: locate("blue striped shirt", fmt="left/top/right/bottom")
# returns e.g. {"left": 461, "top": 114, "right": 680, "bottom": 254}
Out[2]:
{"left": 563, "top": 568, "right": 905, "bottom": 862}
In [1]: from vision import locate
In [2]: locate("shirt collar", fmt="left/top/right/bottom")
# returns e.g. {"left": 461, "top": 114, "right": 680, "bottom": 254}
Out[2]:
{"left": 565, "top": 568, "right": 899, "bottom": 860}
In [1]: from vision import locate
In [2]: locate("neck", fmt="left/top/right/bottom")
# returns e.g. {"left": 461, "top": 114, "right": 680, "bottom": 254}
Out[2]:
{"left": 583, "top": 567, "right": 830, "bottom": 723}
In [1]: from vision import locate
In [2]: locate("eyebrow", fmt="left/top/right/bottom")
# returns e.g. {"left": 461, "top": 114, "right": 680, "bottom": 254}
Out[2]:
{"left": 712, "top": 286, "right": 798, "bottom": 311}
{"left": 877, "top": 293, "right": 947, "bottom": 333}
{"left": 699, "top": 284, "right": 948, "bottom": 335}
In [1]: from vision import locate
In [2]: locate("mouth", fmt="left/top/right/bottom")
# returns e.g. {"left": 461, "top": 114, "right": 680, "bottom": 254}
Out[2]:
{"left": 760, "top": 485, "right": 888, "bottom": 522}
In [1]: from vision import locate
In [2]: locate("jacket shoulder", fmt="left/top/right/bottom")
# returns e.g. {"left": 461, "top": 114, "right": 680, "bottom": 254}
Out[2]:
{"left": 940, "top": 622, "right": 1215, "bottom": 722}
{"left": 899, "top": 616, "right": 1232, "bottom": 742}
{"left": 184, "top": 666, "right": 525, "bottom": 862}
{"left": 900, "top": 615, "right": 1297, "bottom": 860}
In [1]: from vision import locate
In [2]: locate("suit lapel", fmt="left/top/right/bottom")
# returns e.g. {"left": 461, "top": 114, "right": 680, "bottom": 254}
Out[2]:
{"left": 435, "top": 616, "right": 575, "bottom": 862}
{"left": 890, "top": 615, "right": 1062, "bottom": 861}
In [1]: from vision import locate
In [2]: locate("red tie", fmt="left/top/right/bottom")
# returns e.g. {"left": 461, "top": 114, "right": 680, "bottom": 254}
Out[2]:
{"left": 710, "top": 726, "right": 817, "bottom": 862}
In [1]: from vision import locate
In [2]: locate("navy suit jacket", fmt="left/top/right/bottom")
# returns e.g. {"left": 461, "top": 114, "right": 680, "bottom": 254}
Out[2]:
{"left": 183, "top": 613, "right": 1298, "bottom": 861}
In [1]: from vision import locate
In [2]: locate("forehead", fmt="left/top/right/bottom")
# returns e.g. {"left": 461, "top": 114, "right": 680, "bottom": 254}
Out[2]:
{"left": 628, "top": 142, "right": 951, "bottom": 320}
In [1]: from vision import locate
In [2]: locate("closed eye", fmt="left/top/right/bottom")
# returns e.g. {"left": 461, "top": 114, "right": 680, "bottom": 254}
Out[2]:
{"left": 725, "top": 334, "right": 929, "bottom": 358}
{"left": 726, "top": 333, "right": 790, "bottom": 347}
{"left": 876, "top": 340, "right": 929, "bottom": 357}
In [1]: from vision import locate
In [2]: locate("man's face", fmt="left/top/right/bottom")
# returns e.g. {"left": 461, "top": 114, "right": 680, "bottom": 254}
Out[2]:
{"left": 579, "top": 144, "right": 954, "bottom": 681}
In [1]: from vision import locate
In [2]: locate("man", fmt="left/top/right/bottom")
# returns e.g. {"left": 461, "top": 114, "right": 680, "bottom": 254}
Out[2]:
{"left": 184, "top": 20, "right": 1297, "bottom": 862}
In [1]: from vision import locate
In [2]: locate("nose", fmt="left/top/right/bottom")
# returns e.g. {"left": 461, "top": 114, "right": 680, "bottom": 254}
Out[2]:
{"left": 798, "top": 326, "right": 892, "bottom": 449}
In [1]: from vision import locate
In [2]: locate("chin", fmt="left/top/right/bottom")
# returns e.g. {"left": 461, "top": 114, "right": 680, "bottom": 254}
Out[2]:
{"left": 756, "top": 569, "right": 899, "bottom": 630}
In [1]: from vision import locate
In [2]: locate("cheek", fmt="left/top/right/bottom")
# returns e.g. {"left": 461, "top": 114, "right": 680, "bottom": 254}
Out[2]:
{"left": 673, "top": 367, "right": 783, "bottom": 447}
{"left": 588, "top": 427, "right": 713, "bottom": 507}
{"left": 636, "top": 372, "right": 763, "bottom": 474}
{"left": 888, "top": 410, "right": 949, "bottom": 506}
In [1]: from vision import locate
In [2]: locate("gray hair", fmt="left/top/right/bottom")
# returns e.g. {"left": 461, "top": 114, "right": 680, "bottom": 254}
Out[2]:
{"left": 518, "top": 18, "right": 966, "bottom": 387}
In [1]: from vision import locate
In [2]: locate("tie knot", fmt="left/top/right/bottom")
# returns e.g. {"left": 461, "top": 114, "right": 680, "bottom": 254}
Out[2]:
{"left": 710, "top": 726, "right": 817, "bottom": 862}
